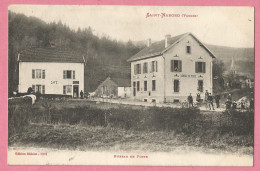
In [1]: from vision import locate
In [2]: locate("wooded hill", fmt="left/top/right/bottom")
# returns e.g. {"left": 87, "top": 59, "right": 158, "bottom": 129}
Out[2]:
{"left": 8, "top": 11, "right": 144, "bottom": 93}
{"left": 206, "top": 45, "right": 254, "bottom": 76}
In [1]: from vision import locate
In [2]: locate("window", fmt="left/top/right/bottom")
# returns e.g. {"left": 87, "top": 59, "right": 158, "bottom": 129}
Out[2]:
{"left": 143, "top": 62, "right": 148, "bottom": 73}
{"left": 173, "top": 98, "right": 180, "bottom": 103}
{"left": 32, "top": 84, "right": 45, "bottom": 94}
{"left": 174, "top": 80, "right": 180, "bottom": 92}
{"left": 36, "top": 85, "right": 41, "bottom": 93}
{"left": 137, "top": 81, "right": 140, "bottom": 91}
{"left": 195, "top": 62, "right": 206, "bottom": 73}
{"left": 32, "top": 69, "right": 45, "bottom": 79}
{"left": 63, "top": 70, "right": 75, "bottom": 79}
{"left": 171, "top": 60, "right": 182, "bottom": 72}
{"left": 36, "top": 69, "right": 41, "bottom": 78}
{"left": 186, "top": 45, "right": 191, "bottom": 54}
{"left": 198, "top": 80, "right": 203, "bottom": 92}
{"left": 134, "top": 64, "right": 141, "bottom": 74}
{"left": 144, "top": 81, "right": 147, "bottom": 91}
{"left": 151, "top": 61, "right": 158, "bottom": 72}
{"left": 63, "top": 85, "right": 72, "bottom": 95}
{"left": 102, "top": 86, "right": 107, "bottom": 94}
{"left": 152, "top": 80, "right": 156, "bottom": 91}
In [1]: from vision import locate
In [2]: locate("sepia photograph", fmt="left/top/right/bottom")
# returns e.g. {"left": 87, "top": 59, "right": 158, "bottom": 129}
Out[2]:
{"left": 7, "top": 5, "right": 254, "bottom": 166}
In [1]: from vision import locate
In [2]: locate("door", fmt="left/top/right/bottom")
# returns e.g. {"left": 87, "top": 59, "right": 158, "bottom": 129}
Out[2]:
{"left": 133, "top": 82, "right": 136, "bottom": 96}
{"left": 73, "top": 85, "right": 79, "bottom": 98}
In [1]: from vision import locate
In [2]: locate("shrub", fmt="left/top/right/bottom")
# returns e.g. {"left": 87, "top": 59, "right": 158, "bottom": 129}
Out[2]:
{"left": 144, "top": 107, "right": 199, "bottom": 133}
{"left": 8, "top": 102, "right": 32, "bottom": 141}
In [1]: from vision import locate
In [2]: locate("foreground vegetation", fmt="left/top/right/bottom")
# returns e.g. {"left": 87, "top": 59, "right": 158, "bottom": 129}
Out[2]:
{"left": 8, "top": 100, "right": 254, "bottom": 154}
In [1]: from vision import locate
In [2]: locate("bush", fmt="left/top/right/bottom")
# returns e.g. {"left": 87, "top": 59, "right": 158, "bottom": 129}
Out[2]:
{"left": 8, "top": 102, "right": 32, "bottom": 140}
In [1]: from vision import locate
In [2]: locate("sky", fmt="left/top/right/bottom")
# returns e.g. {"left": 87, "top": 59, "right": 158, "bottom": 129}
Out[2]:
{"left": 9, "top": 5, "right": 254, "bottom": 48}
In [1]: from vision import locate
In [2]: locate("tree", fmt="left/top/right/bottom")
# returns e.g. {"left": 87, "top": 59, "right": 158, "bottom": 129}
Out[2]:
{"left": 213, "top": 59, "right": 225, "bottom": 93}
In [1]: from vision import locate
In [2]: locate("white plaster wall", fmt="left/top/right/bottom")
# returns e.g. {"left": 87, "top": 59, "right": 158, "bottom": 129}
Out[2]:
{"left": 118, "top": 87, "right": 131, "bottom": 98}
{"left": 130, "top": 34, "right": 214, "bottom": 103}
{"left": 18, "top": 62, "right": 84, "bottom": 96}
{"left": 131, "top": 56, "right": 165, "bottom": 103}
{"left": 163, "top": 34, "right": 213, "bottom": 102}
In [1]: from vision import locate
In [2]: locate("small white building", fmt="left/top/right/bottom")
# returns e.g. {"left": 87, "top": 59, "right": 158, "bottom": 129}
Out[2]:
{"left": 127, "top": 33, "right": 216, "bottom": 103}
{"left": 18, "top": 47, "right": 85, "bottom": 98}
{"left": 94, "top": 77, "right": 131, "bottom": 98}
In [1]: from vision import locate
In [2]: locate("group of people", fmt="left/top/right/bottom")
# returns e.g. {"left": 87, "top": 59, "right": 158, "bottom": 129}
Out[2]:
{"left": 187, "top": 90, "right": 221, "bottom": 110}
{"left": 187, "top": 90, "right": 254, "bottom": 111}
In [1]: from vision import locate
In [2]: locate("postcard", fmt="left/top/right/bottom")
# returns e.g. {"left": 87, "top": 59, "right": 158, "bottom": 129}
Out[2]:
{"left": 6, "top": 5, "right": 255, "bottom": 166}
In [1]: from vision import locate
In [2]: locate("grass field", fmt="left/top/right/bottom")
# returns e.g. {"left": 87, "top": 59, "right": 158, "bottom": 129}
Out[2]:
{"left": 8, "top": 99, "right": 254, "bottom": 155}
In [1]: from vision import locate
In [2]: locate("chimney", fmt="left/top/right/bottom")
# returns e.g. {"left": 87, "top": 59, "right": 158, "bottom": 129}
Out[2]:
{"left": 147, "top": 38, "right": 151, "bottom": 47}
{"left": 165, "top": 34, "right": 171, "bottom": 48}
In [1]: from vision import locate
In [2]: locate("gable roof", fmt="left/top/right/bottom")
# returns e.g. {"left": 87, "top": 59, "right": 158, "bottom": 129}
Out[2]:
{"left": 18, "top": 47, "right": 85, "bottom": 63}
{"left": 110, "top": 77, "right": 131, "bottom": 87}
{"left": 127, "top": 32, "right": 216, "bottom": 62}
{"left": 98, "top": 77, "right": 131, "bottom": 88}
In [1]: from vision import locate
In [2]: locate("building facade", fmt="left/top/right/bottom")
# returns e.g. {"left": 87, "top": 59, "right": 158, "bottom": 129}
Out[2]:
{"left": 95, "top": 77, "right": 131, "bottom": 98}
{"left": 128, "top": 33, "right": 216, "bottom": 103}
{"left": 18, "top": 48, "right": 85, "bottom": 98}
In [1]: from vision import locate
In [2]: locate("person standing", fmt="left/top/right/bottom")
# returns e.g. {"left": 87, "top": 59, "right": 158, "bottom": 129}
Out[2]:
{"left": 250, "top": 98, "right": 254, "bottom": 111}
{"left": 208, "top": 93, "right": 214, "bottom": 110}
{"left": 205, "top": 90, "right": 209, "bottom": 102}
{"left": 215, "top": 94, "right": 220, "bottom": 108}
{"left": 225, "top": 100, "right": 232, "bottom": 110}
{"left": 196, "top": 93, "right": 201, "bottom": 103}
{"left": 232, "top": 101, "right": 237, "bottom": 109}
{"left": 80, "top": 90, "right": 84, "bottom": 99}
{"left": 240, "top": 100, "right": 245, "bottom": 110}
{"left": 227, "top": 94, "right": 232, "bottom": 102}
{"left": 188, "top": 93, "right": 193, "bottom": 108}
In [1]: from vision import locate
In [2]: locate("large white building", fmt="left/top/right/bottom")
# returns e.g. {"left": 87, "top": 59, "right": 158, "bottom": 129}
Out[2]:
{"left": 18, "top": 48, "right": 85, "bottom": 98}
{"left": 127, "top": 33, "right": 216, "bottom": 103}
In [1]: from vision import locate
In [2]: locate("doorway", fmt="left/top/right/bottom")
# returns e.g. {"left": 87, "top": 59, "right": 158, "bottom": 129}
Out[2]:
{"left": 73, "top": 85, "right": 79, "bottom": 98}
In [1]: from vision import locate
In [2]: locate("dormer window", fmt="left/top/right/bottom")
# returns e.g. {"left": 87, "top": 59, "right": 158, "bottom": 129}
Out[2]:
{"left": 186, "top": 45, "right": 191, "bottom": 54}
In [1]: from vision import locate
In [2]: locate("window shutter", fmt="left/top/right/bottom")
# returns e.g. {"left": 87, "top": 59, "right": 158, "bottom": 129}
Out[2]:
{"left": 178, "top": 80, "right": 180, "bottom": 92}
{"left": 203, "top": 62, "right": 206, "bottom": 73}
{"left": 171, "top": 60, "right": 174, "bottom": 72}
{"left": 42, "top": 85, "right": 45, "bottom": 94}
{"left": 63, "top": 86, "right": 66, "bottom": 94}
{"left": 179, "top": 61, "right": 182, "bottom": 72}
{"left": 32, "top": 69, "right": 35, "bottom": 79}
{"left": 39, "top": 70, "right": 41, "bottom": 78}
{"left": 156, "top": 61, "right": 158, "bottom": 72}
{"left": 63, "top": 70, "right": 66, "bottom": 79}
{"left": 73, "top": 70, "right": 75, "bottom": 79}
{"left": 134, "top": 65, "right": 136, "bottom": 75}
{"left": 32, "top": 85, "right": 35, "bottom": 92}
{"left": 195, "top": 62, "right": 198, "bottom": 73}
{"left": 42, "top": 70, "right": 45, "bottom": 79}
